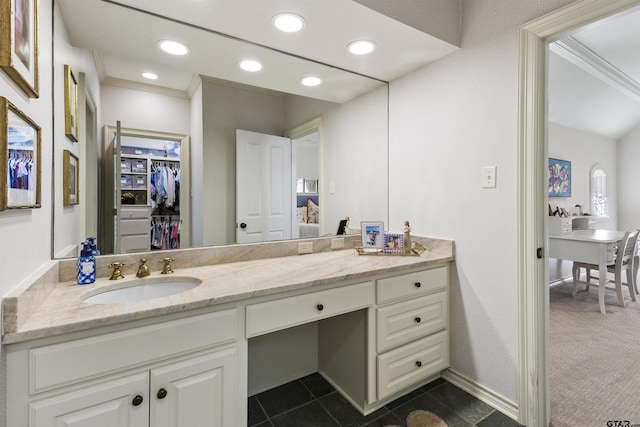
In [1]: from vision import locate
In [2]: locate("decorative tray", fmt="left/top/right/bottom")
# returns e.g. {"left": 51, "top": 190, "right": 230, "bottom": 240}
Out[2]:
{"left": 355, "top": 242, "right": 425, "bottom": 257}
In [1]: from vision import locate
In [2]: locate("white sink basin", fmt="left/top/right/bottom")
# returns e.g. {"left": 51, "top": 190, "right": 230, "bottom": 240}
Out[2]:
{"left": 82, "top": 277, "right": 202, "bottom": 304}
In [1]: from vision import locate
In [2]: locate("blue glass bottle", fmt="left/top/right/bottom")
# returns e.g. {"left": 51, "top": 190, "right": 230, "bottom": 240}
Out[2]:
{"left": 77, "top": 242, "right": 96, "bottom": 285}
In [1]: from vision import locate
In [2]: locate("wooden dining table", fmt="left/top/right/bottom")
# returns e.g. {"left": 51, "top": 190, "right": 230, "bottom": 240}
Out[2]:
{"left": 548, "top": 229, "right": 626, "bottom": 314}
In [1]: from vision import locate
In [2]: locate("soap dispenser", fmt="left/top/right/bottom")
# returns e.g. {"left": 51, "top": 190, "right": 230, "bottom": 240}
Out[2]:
{"left": 87, "top": 237, "right": 100, "bottom": 256}
{"left": 77, "top": 241, "right": 96, "bottom": 285}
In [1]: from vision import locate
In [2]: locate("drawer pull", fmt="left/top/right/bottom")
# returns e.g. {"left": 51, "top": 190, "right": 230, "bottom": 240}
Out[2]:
{"left": 415, "top": 360, "right": 422, "bottom": 368}
{"left": 415, "top": 317, "right": 421, "bottom": 323}
{"left": 317, "top": 304, "right": 324, "bottom": 311}
{"left": 132, "top": 395, "right": 144, "bottom": 406}
{"left": 157, "top": 388, "right": 168, "bottom": 399}
{"left": 414, "top": 282, "right": 422, "bottom": 288}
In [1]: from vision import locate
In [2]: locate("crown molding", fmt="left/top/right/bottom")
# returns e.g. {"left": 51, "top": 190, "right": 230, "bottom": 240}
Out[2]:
{"left": 550, "top": 36, "right": 640, "bottom": 102}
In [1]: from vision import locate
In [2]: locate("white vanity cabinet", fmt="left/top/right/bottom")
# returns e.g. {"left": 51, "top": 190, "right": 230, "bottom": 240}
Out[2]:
{"left": 375, "top": 265, "right": 450, "bottom": 400}
{"left": 7, "top": 308, "right": 244, "bottom": 427}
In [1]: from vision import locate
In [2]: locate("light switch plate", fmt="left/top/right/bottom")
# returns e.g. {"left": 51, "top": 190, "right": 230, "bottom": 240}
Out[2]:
{"left": 482, "top": 166, "right": 497, "bottom": 188}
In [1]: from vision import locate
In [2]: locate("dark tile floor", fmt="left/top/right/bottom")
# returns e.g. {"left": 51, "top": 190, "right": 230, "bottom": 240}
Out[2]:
{"left": 248, "top": 374, "right": 524, "bottom": 427}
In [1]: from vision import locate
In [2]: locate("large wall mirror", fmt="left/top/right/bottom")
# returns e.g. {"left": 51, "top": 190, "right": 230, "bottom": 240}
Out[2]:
{"left": 52, "top": 0, "right": 389, "bottom": 258}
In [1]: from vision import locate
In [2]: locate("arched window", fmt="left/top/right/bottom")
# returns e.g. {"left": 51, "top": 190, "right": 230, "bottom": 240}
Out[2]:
{"left": 591, "top": 166, "right": 608, "bottom": 218}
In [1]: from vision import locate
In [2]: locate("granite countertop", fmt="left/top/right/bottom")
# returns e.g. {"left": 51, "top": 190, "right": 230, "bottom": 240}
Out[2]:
{"left": 2, "top": 238, "right": 453, "bottom": 344}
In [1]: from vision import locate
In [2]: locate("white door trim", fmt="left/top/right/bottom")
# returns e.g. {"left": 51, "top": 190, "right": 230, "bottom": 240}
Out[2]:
{"left": 518, "top": 0, "right": 640, "bottom": 425}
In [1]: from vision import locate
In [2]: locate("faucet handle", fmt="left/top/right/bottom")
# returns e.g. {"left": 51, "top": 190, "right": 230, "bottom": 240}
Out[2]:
{"left": 159, "top": 258, "right": 175, "bottom": 274}
{"left": 109, "top": 262, "right": 125, "bottom": 280}
{"left": 136, "top": 258, "right": 151, "bottom": 278}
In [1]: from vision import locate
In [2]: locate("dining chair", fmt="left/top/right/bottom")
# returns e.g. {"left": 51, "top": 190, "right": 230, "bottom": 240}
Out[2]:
{"left": 572, "top": 229, "right": 640, "bottom": 308}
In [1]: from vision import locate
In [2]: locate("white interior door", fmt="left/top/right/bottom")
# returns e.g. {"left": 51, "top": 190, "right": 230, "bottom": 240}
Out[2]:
{"left": 236, "top": 129, "right": 292, "bottom": 243}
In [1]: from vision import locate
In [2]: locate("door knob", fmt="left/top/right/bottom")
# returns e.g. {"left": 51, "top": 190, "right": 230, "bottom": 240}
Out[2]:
{"left": 240, "top": 222, "right": 247, "bottom": 229}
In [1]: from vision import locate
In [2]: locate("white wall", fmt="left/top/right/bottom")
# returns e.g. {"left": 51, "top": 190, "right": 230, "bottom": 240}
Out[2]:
{"left": 100, "top": 85, "right": 191, "bottom": 135}
{"left": 617, "top": 122, "right": 640, "bottom": 231}
{"left": 548, "top": 122, "right": 617, "bottom": 229}
{"left": 285, "top": 85, "right": 389, "bottom": 234}
{"left": 388, "top": 0, "right": 576, "bottom": 405}
{"left": 547, "top": 122, "right": 618, "bottom": 282}
{"left": 0, "top": 2, "right": 54, "bottom": 424}
{"left": 0, "top": 3, "right": 53, "bottom": 298}
{"left": 200, "top": 80, "right": 286, "bottom": 246}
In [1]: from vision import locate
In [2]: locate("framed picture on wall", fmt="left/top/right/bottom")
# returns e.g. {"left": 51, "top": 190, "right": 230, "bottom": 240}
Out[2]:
{"left": 64, "top": 65, "right": 79, "bottom": 141}
{"left": 63, "top": 150, "right": 79, "bottom": 206}
{"left": 0, "top": 0, "right": 39, "bottom": 98}
{"left": 548, "top": 157, "right": 571, "bottom": 197}
{"left": 0, "top": 97, "right": 42, "bottom": 210}
{"left": 304, "top": 179, "right": 318, "bottom": 194}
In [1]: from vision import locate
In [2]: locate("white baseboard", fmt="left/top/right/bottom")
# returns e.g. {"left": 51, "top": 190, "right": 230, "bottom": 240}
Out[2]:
{"left": 441, "top": 369, "right": 519, "bottom": 422}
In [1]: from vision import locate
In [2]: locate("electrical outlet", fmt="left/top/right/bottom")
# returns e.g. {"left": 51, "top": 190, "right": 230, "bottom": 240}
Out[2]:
{"left": 298, "top": 241, "right": 313, "bottom": 254}
{"left": 331, "top": 237, "right": 345, "bottom": 249}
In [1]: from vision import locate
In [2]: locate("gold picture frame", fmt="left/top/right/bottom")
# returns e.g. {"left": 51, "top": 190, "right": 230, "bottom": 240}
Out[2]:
{"left": 63, "top": 150, "right": 79, "bottom": 206}
{"left": 0, "top": 0, "right": 39, "bottom": 98}
{"left": 0, "top": 96, "right": 41, "bottom": 210}
{"left": 64, "top": 64, "right": 78, "bottom": 141}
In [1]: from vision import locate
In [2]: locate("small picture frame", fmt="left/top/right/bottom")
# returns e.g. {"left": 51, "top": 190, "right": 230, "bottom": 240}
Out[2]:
{"left": 383, "top": 233, "right": 404, "bottom": 254}
{"left": 63, "top": 149, "right": 79, "bottom": 206}
{"left": 304, "top": 178, "right": 318, "bottom": 194}
{"left": 296, "top": 178, "right": 304, "bottom": 193}
{"left": 0, "top": 97, "right": 41, "bottom": 210}
{"left": 0, "top": 0, "right": 39, "bottom": 98}
{"left": 64, "top": 64, "right": 79, "bottom": 141}
{"left": 361, "top": 221, "right": 384, "bottom": 249}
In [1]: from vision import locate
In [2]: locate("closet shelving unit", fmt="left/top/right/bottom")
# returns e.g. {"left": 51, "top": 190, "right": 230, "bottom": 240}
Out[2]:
{"left": 117, "top": 148, "right": 181, "bottom": 253}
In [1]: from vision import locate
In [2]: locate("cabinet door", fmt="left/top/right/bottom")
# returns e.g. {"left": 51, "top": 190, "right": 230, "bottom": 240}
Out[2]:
{"left": 150, "top": 347, "right": 239, "bottom": 427}
{"left": 30, "top": 373, "right": 149, "bottom": 427}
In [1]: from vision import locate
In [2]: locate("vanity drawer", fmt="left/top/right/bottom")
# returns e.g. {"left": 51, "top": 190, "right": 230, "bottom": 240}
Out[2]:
{"left": 377, "top": 330, "right": 449, "bottom": 400}
{"left": 121, "top": 206, "right": 150, "bottom": 219}
{"left": 120, "top": 235, "right": 149, "bottom": 253}
{"left": 120, "top": 218, "right": 148, "bottom": 235}
{"left": 246, "top": 281, "right": 374, "bottom": 338}
{"left": 377, "top": 266, "right": 448, "bottom": 304}
{"left": 377, "top": 291, "right": 447, "bottom": 353}
{"left": 29, "top": 309, "right": 238, "bottom": 394}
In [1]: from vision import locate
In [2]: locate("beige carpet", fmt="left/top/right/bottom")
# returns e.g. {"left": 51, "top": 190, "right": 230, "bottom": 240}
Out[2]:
{"left": 550, "top": 282, "right": 640, "bottom": 427}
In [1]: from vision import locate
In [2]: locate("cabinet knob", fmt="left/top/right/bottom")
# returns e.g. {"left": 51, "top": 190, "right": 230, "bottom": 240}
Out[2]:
{"left": 157, "top": 388, "right": 168, "bottom": 399}
{"left": 132, "top": 395, "right": 144, "bottom": 406}
{"left": 415, "top": 317, "right": 421, "bottom": 323}
{"left": 240, "top": 222, "right": 247, "bottom": 229}
{"left": 414, "top": 282, "right": 421, "bottom": 288}
{"left": 416, "top": 361, "right": 422, "bottom": 368}
{"left": 317, "top": 304, "right": 324, "bottom": 311}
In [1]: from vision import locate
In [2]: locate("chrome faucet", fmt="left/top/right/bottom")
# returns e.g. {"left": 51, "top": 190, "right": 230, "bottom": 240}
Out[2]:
{"left": 136, "top": 259, "right": 150, "bottom": 277}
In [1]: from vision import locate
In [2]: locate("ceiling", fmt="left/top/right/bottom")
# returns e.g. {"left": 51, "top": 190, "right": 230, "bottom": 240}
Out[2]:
{"left": 57, "top": 1, "right": 640, "bottom": 139}
{"left": 57, "top": 0, "right": 459, "bottom": 103}
{"left": 548, "top": 5, "right": 640, "bottom": 140}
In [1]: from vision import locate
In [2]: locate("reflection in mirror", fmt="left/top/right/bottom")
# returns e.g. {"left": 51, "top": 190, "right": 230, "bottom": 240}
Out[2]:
{"left": 53, "top": 0, "right": 389, "bottom": 258}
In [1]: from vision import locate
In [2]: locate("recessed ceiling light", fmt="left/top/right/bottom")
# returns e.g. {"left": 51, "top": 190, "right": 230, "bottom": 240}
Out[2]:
{"left": 240, "top": 60, "right": 263, "bottom": 72}
{"left": 158, "top": 40, "right": 190, "bottom": 56}
{"left": 301, "top": 76, "right": 322, "bottom": 87}
{"left": 348, "top": 40, "right": 376, "bottom": 55}
{"left": 272, "top": 13, "right": 305, "bottom": 32}
{"left": 142, "top": 72, "right": 158, "bottom": 80}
